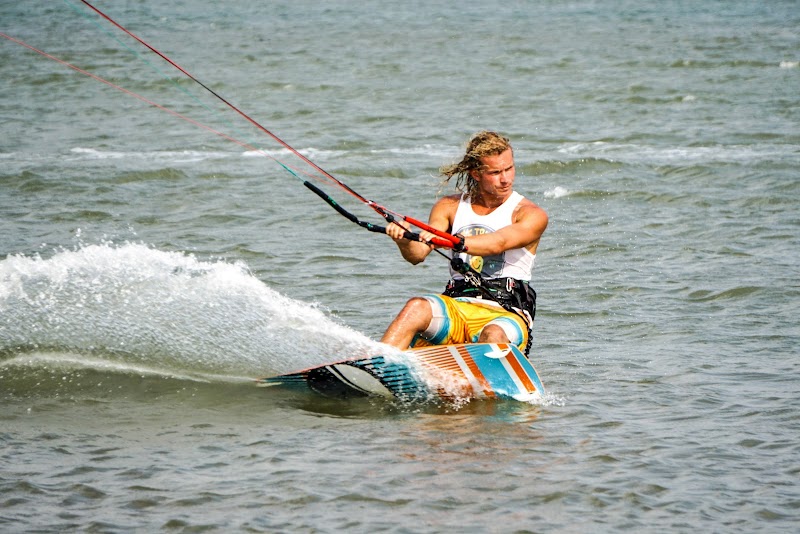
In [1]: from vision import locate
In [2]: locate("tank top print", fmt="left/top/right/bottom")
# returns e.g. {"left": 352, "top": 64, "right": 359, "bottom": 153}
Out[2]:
{"left": 449, "top": 191, "right": 536, "bottom": 281}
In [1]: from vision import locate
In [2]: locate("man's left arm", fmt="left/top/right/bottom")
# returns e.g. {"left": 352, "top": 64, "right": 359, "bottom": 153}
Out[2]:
{"left": 463, "top": 201, "right": 548, "bottom": 256}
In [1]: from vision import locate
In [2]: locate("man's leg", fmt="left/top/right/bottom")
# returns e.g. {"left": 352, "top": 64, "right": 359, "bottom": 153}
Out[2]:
{"left": 477, "top": 323, "right": 511, "bottom": 344}
{"left": 380, "top": 297, "right": 433, "bottom": 350}
{"left": 477, "top": 315, "right": 527, "bottom": 349}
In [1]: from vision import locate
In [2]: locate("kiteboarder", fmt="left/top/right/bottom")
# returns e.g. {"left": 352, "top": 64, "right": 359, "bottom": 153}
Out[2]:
{"left": 381, "top": 131, "right": 548, "bottom": 353}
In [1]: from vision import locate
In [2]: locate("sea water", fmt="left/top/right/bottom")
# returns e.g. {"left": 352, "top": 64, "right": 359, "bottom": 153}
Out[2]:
{"left": 1, "top": 0, "right": 799, "bottom": 531}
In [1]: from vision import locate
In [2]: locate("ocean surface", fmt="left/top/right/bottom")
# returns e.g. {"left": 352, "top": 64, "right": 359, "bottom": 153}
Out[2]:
{"left": 2, "top": 0, "right": 799, "bottom": 531}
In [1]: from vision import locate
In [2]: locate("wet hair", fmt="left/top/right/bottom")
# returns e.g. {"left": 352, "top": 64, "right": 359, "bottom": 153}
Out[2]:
{"left": 440, "top": 131, "right": 512, "bottom": 199}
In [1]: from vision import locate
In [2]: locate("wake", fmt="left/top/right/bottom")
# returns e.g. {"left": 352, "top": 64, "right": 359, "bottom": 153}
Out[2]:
{"left": 0, "top": 242, "right": 385, "bottom": 378}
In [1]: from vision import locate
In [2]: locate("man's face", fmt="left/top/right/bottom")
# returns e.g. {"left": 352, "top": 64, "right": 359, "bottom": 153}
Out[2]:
{"left": 471, "top": 149, "right": 515, "bottom": 198}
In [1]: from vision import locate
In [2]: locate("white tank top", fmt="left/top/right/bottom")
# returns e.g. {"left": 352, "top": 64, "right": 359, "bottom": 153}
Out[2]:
{"left": 449, "top": 191, "right": 536, "bottom": 281}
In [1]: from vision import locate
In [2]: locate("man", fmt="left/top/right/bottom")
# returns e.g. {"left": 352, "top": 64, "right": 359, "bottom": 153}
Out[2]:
{"left": 381, "top": 131, "right": 548, "bottom": 353}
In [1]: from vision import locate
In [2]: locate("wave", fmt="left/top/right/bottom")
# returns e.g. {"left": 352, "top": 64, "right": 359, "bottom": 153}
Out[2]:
{"left": 669, "top": 58, "right": 798, "bottom": 69}
{"left": 242, "top": 147, "right": 349, "bottom": 161}
{"left": 0, "top": 349, "right": 264, "bottom": 404}
{"left": 27, "top": 139, "right": 799, "bottom": 176}
{"left": 521, "top": 157, "right": 623, "bottom": 176}
{"left": 553, "top": 141, "right": 799, "bottom": 166}
{"left": 686, "top": 286, "right": 764, "bottom": 302}
{"left": 543, "top": 186, "right": 571, "bottom": 199}
{"left": 69, "top": 147, "right": 229, "bottom": 163}
{"left": 66, "top": 147, "right": 348, "bottom": 170}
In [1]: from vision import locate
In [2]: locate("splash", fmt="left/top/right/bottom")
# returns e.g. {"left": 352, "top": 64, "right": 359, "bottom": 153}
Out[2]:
{"left": 0, "top": 243, "right": 384, "bottom": 379}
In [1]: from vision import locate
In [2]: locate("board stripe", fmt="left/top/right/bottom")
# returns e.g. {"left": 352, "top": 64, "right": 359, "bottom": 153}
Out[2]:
{"left": 503, "top": 352, "right": 537, "bottom": 393}
{"left": 450, "top": 345, "right": 495, "bottom": 399}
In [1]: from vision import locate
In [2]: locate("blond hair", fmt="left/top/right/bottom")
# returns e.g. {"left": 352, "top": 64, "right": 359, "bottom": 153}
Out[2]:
{"left": 440, "top": 131, "right": 512, "bottom": 199}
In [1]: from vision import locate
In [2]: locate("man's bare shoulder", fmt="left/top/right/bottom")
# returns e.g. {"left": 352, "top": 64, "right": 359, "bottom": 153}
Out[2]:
{"left": 515, "top": 196, "right": 548, "bottom": 221}
{"left": 435, "top": 193, "right": 462, "bottom": 206}
{"left": 430, "top": 193, "right": 462, "bottom": 214}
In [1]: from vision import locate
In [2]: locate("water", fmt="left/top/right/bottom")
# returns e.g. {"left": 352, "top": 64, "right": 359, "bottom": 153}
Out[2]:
{"left": 2, "top": 0, "right": 799, "bottom": 531}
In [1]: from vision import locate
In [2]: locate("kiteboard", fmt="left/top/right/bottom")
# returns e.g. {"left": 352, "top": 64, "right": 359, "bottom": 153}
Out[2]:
{"left": 257, "top": 343, "right": 544, "bottom": 403}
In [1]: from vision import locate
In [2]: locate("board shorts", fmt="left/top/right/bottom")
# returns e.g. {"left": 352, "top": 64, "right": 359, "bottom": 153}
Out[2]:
{"left": 411, "top": 294, "right": 529, "bottom": 351}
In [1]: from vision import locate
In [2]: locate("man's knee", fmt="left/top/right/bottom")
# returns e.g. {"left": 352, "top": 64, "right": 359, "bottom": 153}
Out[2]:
{"left": 398, "top": 297, "right": 433, "bottom": 326}
{"left": 402, "top": 296, "right": 431, "bottom": 314}
{"left": 478, "top": 323, "right": 510, "bottom": 343}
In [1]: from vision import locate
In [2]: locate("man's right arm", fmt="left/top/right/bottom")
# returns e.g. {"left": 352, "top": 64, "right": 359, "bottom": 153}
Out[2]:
{"left": 386, "top": 195, "right": 458, "bottom": 265}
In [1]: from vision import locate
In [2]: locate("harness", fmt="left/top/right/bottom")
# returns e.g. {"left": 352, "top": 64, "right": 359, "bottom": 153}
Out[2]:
{"left": 443, "top": 257, "right": 537, "bottom": 356}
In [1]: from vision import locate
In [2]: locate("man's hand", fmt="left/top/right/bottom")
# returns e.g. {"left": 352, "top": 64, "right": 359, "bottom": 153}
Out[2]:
{"left": 385, "top": 220, "right": 412, "bottom": 241}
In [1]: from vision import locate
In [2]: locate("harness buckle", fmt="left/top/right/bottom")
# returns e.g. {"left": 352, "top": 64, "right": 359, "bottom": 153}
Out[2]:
{"left": 463, "top": 270, "right": 482, "bottom": 288}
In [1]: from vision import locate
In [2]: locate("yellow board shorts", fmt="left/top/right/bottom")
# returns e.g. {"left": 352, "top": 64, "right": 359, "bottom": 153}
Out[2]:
{"left": 411, "top": 294, "right": 529, "bottom": 352}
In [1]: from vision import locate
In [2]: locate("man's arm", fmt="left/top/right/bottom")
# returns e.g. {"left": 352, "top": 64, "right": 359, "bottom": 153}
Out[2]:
{"left": 386, "top": 195, "right": 459, "bottom": 265}
{"left": 461, "top": 200, "right": 548, "bottom": 256}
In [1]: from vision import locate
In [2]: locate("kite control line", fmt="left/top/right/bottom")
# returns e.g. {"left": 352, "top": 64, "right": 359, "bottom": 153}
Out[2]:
{"left": 72, "top": 0, "right": 467, "bottom": 252}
